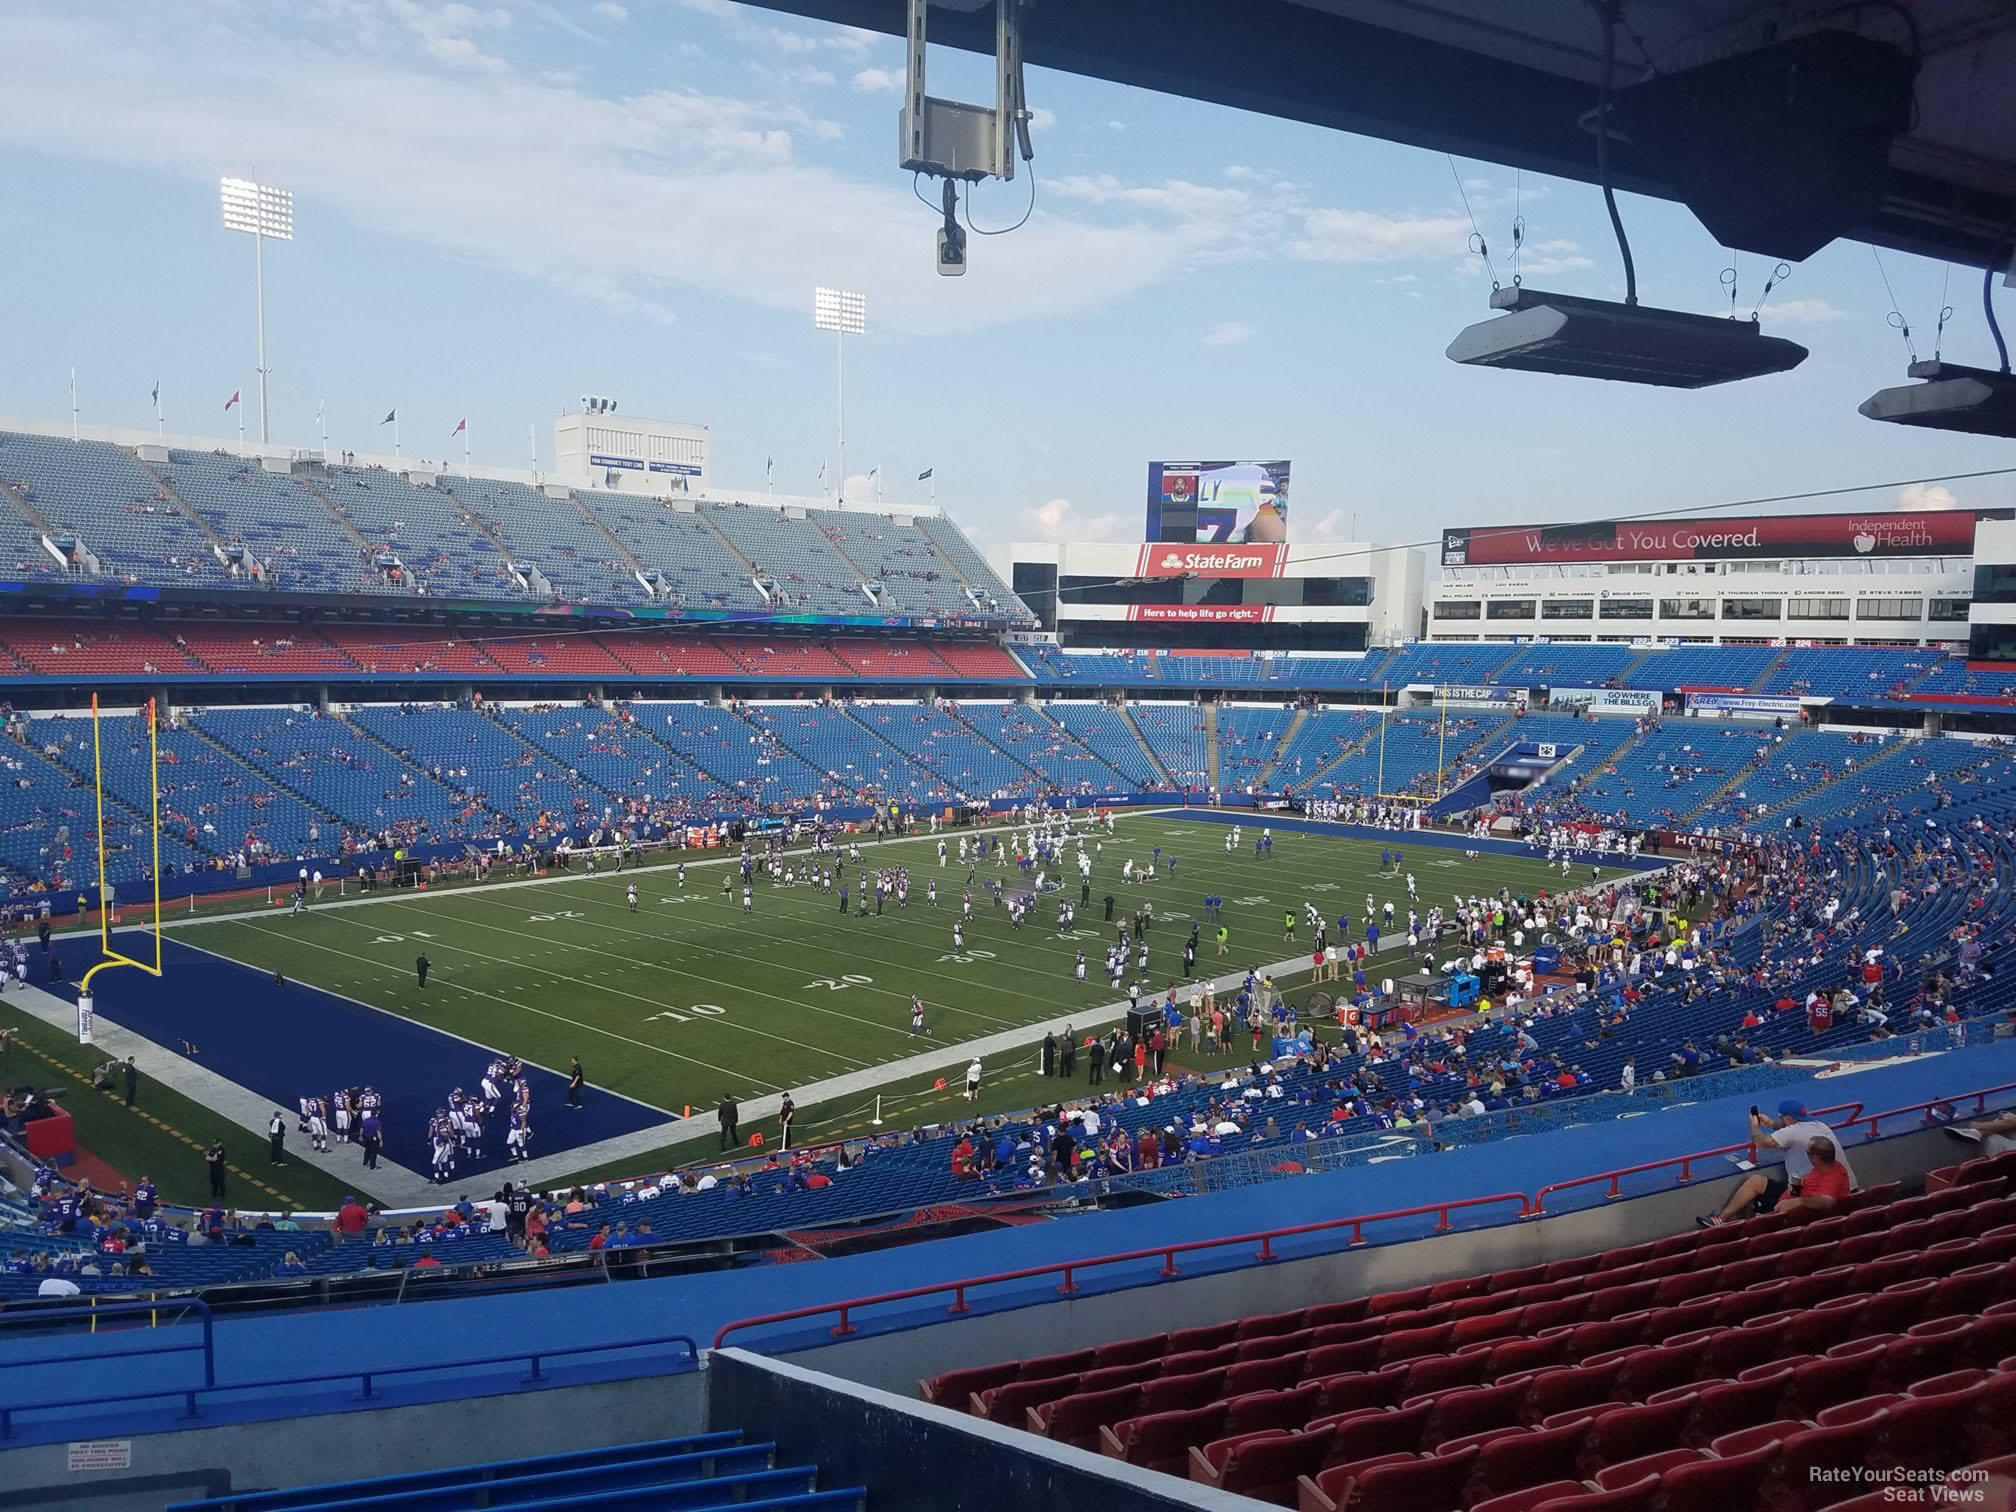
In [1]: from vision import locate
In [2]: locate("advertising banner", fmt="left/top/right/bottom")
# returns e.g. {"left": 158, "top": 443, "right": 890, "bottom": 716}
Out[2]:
{"left": 1550, "top": 687, "right": 1662, "bottom": 716}
{"left": 1133, "top": 543, "right": 1288, "bottom": 579}
{"left": 1686, "top": 693, "right": 1805, "bottom": 719}
{"left": 1441, "top": 510, "right": 1978, "bottom": 566}
{"left": 1435, "top": 685, "right": 1518, "bottom": 706}
{"left": 1126, "top": 604, "right": 1273, "bottom": 623}
{"left": 1147, "top": 460, "right": 1291, "bottom": 544}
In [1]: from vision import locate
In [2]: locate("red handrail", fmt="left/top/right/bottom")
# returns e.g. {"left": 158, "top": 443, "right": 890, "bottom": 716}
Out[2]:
{"left": 709, "top": 1190, "right": 1530, "bottom": 1349}
{"left": 1528, "top": 1097, "right": 1867, "bottom": 1214}
{"left": 1833, "top": 1080, "right": 2016, "bottom": 1143}
{"left": 710, "top": 1079, "right": 2016, "bottom": 1352}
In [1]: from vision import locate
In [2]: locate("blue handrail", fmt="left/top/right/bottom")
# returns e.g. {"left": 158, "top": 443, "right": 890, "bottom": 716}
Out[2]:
{"left": 0, "top": 1320, "right": 696, "bottom": 1439}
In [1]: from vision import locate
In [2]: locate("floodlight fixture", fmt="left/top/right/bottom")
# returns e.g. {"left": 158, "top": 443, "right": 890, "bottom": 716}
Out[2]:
{"left": 1448, "top": 286, "right": 1809, "bottom": 388}
{"left": 813, "top": 287, "right": 866, "bottom": 336}
{"left": 813, "top": 288, "right": 866, "bottom": 500}
{"left": 220, "top": 177, "right": 293, "bottom": 447}
{"left": 1860, "top": 360, "right": 2016, "bottom": 439}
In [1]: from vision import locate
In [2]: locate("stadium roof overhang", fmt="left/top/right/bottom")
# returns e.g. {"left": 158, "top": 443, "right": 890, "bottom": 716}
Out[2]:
{"left": 742, "top": 0, "right": 2016, "bottom": 273}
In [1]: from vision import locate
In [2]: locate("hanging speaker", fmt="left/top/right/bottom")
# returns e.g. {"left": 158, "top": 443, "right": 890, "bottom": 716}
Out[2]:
{"left": 1608, "top": 30, "right": 1916, "bottom": 262}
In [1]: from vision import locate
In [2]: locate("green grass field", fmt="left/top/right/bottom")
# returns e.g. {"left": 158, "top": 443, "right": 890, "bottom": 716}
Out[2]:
{"left": 0, "top": 1007, "right": 367, "bottom": 1211}
{"left": 154, "top": 814, "right": 1576, "bottom": 1184}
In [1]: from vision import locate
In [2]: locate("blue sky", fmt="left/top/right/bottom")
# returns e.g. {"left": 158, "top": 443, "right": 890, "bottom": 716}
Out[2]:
{"left": 0, "top": 0, "right": 2009, "bottom": 551}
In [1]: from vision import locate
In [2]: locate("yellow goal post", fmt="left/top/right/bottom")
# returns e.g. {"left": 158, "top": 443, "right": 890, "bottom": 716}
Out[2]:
{"left": 76, "top": 694, "right": 163, "bottom": 1042}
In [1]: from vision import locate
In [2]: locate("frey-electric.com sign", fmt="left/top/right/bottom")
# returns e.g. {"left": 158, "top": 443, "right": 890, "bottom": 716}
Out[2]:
{"left": 1135, "top": 543, "right": 1288, "bottom": 579}
{"left": 1441, "top": 511, "right": 1979, "bottom": 567}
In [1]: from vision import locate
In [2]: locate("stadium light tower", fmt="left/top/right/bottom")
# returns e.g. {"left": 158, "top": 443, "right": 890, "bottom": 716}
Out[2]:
{"left": 813, "top": 287, "right": 865, "bottom": 503}
{"left": 220, "top": 176, "right": 293, "bottom": 448}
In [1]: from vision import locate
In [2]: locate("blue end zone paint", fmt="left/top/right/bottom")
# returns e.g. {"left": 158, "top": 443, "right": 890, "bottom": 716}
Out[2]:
{"left": 53, "top": 933, "right": 667, "bottom": 1177}
{"left": 1154, "top": 810, "right": 1672, "bottom": 873}
{"left": 8, "top": 1039, "right": 2012, "bottom": 1446}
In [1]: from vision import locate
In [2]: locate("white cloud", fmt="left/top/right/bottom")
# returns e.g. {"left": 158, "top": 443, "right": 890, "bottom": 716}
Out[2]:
{"left": 1764, "top": 298, "right": 1847, "bottom": 325}
{"left": 1202, "top": 320, "right": 1253, "bottom": 348}
{"left": 1225, "top": 164, "right": 1256, "bottom": 181}
{"left": 591, "top": 1, "right": 627, "bottom": 19}
{"left": 1374, "top": 273, "right": 1419, "bottom": 286}
{"left": 0, "top": 6, "right": 1202, "bottom": 338}
{"left": 1107, "top": 120, "right": 1127, "bottom": 131}
{"left": 1027, "top": 105, "right": 1056, "bottom": 131}
{"left": 1508, "top": 238, "right": 1593, "bottom": 278}
{"left": 851, "top": 66, "right": 902, "bottom": 93}
{"left": 1289, "top": 208, "right": 1472, "bottom": 264}
{"left": 1897, "top": 483, "right": 1960, "bottom": 512}
{"left": 1021, "top": 498, "right": 1128, "bottom": 544}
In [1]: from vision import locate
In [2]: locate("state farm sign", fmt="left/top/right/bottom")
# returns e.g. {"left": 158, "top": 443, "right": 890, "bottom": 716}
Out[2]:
{"left": 1135, "top": 543, "right": 1288, "bottom": 578}
{"left": 1127, "top": 604, "right": 1273, "bottom": 623}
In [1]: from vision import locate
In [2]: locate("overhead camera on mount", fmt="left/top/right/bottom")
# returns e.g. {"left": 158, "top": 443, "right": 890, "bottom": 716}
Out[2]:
{"left": 898, "top": 0, "right": 1035, "bottom": 276}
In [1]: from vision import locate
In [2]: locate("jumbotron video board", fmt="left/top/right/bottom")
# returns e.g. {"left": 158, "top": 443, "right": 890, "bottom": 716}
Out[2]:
{"left": 1147, "top": 460, "right": 1291, "bottom": 545}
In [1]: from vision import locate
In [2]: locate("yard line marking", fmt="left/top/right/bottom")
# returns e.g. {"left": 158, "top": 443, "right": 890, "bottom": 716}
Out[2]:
{"left": 220, "top": 918, "right": 777, "bottom": 1094}
{"left": 451, "top": 885, "right": 1028, "bottom": 1031}
{"left": 356, "top": 902, "right": 880, "bottom": 1071}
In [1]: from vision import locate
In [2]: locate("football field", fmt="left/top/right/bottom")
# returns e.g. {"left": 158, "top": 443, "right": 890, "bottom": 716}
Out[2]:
{"left": 126, "top": 813, "right": 1590, "bottom": 1188}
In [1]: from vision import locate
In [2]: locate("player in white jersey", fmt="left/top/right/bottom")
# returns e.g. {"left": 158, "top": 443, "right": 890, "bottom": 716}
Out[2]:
{"left": 306, "top": 1097, "right": 329, "bottom": 1153}
{"left": 742, "top": 883, "right": 753, "bottom": 912}
{"left": 506, "top": 1106, "right": 531, "bottom": 1161}
{"left": 429, "top": 1113, "right": 455, "bottom": 1182}
{"left": 627, "top": 883, "right": 639, "bottom": 912}
{"left": 952, "top": 920, "right": 964, "bottom": 949}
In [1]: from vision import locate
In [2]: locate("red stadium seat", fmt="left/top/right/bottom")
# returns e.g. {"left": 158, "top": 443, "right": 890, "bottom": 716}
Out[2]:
{"left": 1189, "top": 1425, "right": 1337, "bottom": 1503}
{"left": 1419, "top": 1381, "right": 1529, "bottom": 1446}
{"left": 1321, "top": 1401, "right": 1434, "bottom": 1463}
{"left": 1027, "top": 1383, "right": 1142, "bottom": 1448}
{"left": 1226, "top": 1355, "right": 1310, "bottom": 1395}
{"left": 971, "top": 1373, "right": 1077, "bottom": 1424}
{"left": 1581, "top": 1398, "right": 1697, "bottom": 1476}
{"left": 1303, "top": 1446, "right": 1480, "bottom": 1512}
{"left": 1137, "top": 1366, "right": 1229, "bottom": 1415}
{"left": 1523, "top": 1364, "right": 1624, "bottom": 1424}
{"left": 1313, "top": 1370, "right": 1410, "bottom": 1419}
{"left": 1099, "top": 1402, "right": 1227, "bottom": 1474}
{"left": 1487, "top": 1334, "right": 1574, "bottom": 1380}
{"left": 1398, "top": 1351, "right": 1492, "bottom": 1398}
{"left": 1470, "top": 1483, "right": 1590, "bottom": 1512}
{"left": 920, "top": 1360, "right": 1018, "bottom": 1407}
{"left": 1592, "top": 1448, "right": 1705, "bottom": 1489}
{"left": 1470, "top": 1420, "right": 1592, "bottom": 1500}
{"left": 1652, "top": 1442, "right": 1777, "bottom": 1512}
{"left": 1768, "top": 1419, "right": 1868, "bottom": 1512}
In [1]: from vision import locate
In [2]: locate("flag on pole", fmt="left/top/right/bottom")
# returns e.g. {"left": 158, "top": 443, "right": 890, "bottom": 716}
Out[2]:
{"left": 917, "top": 467, "right": 933, "bottom": 481}
{"left": 380, "top": 409, "right": 397, "bottom": 426}
{"left": 451, "top": 418, "right": 467, "bottom": 437}
{"left": 151, "top": 381, "right": 159, "bottom": 408}
{"left": 224, "top": 390, "right": 240, "bottom": 411}
{"left": 868, "top": 465, "right": 879, "bottom": 478}
{"left": 818, "top": 462, "right": 827, "bottom": 484}
{"left": 765, "top": 455, "right": 773, "bottom": 479}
